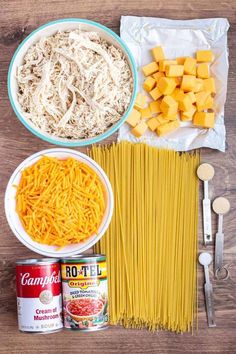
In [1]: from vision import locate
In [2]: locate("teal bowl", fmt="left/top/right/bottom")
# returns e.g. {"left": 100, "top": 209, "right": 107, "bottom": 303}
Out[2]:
{"left": 8, "top": 18, "right": 138, "bottom": 147}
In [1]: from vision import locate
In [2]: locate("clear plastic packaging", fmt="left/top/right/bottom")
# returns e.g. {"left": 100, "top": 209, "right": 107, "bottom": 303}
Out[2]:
{"left": 119, "top": 16, "right": 229, "bottom": 152}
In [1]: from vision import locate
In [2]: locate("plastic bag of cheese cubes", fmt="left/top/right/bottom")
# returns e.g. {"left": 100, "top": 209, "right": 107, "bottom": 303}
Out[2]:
{"left": 119, "top": 16, "right": 229, "bottom": 152}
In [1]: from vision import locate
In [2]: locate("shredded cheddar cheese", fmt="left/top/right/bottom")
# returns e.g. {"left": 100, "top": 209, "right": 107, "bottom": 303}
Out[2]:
{"left": 16, "top": 156, "right": 106, "bottom": 247}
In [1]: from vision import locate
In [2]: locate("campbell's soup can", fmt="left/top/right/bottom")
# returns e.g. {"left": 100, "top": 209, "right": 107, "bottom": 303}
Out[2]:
{"left": 16, "top": 259, "right": 63, "bottom": 333}
{"left": 61, "top": 254, "right": 108, "bottom": 331}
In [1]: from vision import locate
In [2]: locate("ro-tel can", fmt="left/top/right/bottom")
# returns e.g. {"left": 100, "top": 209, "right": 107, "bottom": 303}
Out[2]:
{"left": 61, "top": 254, "right": 108, "bottom": 331}
{"left": 16, "top": 259, "right": 63, "bottom": 333}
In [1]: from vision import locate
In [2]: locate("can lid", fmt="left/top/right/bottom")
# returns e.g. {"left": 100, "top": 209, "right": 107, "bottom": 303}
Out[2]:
{"left": 60, "top": 254, "right": 106, "bottom": 263}
{"left": 16, "top": 258, "right": 60, "bottom": 265}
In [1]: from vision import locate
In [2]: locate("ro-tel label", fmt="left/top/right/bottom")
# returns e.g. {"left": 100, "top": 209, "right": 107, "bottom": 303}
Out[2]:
{"left": 61, "top": 261, "right": 107, "bottom": 289}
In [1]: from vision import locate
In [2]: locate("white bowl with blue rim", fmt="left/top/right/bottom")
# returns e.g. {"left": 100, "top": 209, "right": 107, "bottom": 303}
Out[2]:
{"left": 8, "top": 18, "right": 138, "bottom": 146}
{"left": 5, "top": 148, "right": 114, "bottom": 257}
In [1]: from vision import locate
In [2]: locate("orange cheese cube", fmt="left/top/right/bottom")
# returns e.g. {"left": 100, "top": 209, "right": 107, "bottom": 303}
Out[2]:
{"left": 152, "top": 71, "right": 165, "bottom": 81}
{"left": 142, "top": 62, "right": 159, "bottom": 76}
{"left": 181, "top": 75, "right": 196, "bottom": 92}
{"left": 143, "top": 76, "right": 156, "bottom": 92}
{"left": 160, "top": 95, "right": 178, "bottom": 116}
{"left": 166, "top": 65, "right": 184, "bottom": 77}
{"left": 171, "top": 88, "right": 184, "bottom": 102}
{"left": 197, "top": 63, "right": 210, "bottom": 79}
{"left": 203, "top": 78, "right": 216, "bottom": 93}
{"left": 193, "top": 112, "right": 215, "bottom": 128}
{"left": 204, "top": 95, "right": 214, "bottom": 110}
{"left": 159, "top": 60, "right": 177, "bottom": 72}
{"left": 196, "top": 50, "right": 214, "bottom": 63}
{"left": 176, "top": 57, "right": 186, "bottom": 65}
{"left": 195, "top": 91, "right": 211, "bottom": 111}
{"left": 155, "top": 74, "right": 166, "bottom": 85}
{"left": 178, "top": 93, "right": 193, "bottom": 111}
{"left": 156, "top": 120, "right": 180, "bottom": 136}
{"left": 180, "top": 105, "right": 196, "bottom": 121}
{"left": 134, "top": 93, "right": 147, "bottom": 110}
{"left": 149, "top": 100, "right": 161, "bottom": 114}
{"left": 162, "top": 112, "right": 178, "bottom": 121}
{"left": 149, "top": 87, "right": 163, "bottom": 100}
{"left": 171, "top": 88, "right": 181, "bottom": 101}
{"left": 176, "top": 90, "right": 185, "bottom": 102}
{"left": 174, "top": 77, "right": 182, "bottom": 87}
{"left": 193, "top": 78, "right": 203, "bottom": 93}
{"left": 186, "top": 91, "right": 196, "bottom": 103}
{"left": 158, "top": 77, "right": 176, "bottom": 95}
{"left": 161, "top": 111, "right": 178, "bottom": 120}
{"left": 157, "top": 114, "right": 170, "bottom": 124}
{"left": 126, "top": 109, "right": 141, "bottom": 127}
{"left": 147, "top": 117, "right": 160, "bottom": 131}
{"left": 184, "top": 57, "right": 196, "bottom": 75}
{"left": 151, "top": 46, "right": 165, "bottom": 62}
{"left": 131, "top": 121, "right": 148, "bottom": 137}
{"left": 140, "top": 107, "right": 152, "bottom": 119}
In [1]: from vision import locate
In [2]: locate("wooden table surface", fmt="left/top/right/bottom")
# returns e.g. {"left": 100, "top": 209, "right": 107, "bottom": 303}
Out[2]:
{"left": 1, "top": 0, "right": 236, "bottom": 353}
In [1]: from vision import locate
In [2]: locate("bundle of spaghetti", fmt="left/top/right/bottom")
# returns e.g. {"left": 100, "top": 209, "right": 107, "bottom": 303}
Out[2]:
{"left": 16, "top": 156, "right": 105, "bottom": 247}
{"left": 90, "top": 142, "right": 199, "bottom": 333}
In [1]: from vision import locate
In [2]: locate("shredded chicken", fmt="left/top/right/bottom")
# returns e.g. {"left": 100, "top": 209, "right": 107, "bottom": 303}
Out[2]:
{"left": 17, "top": 30, "right": 133, "bottom": 139}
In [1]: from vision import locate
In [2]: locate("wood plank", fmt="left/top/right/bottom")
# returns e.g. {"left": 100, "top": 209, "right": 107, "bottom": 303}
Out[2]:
{"left": 0, "top": 0, "right": 236, "bottom": 352}
{"left": 0, "top": 312, "right": 235, "bottom": 354}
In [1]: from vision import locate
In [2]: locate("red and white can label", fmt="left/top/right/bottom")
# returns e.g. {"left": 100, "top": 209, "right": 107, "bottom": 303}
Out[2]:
{"left": 16, "top": 263, "right": 63, "bottom": 333}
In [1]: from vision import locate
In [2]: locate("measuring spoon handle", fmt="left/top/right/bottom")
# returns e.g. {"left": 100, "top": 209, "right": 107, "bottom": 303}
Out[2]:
{"left": 203, "top": 198, "right": 212, "bottom": 244}
{"left": 215, "top": 232, "right": 224, "bottom": 272}
{"left": 204, "top": 282, "right": 216, "bottom": 327}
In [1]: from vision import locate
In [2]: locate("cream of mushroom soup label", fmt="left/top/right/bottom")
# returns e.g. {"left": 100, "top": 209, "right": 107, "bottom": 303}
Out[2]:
{"left": 16, "top": 259, "right": 63, "bottom": 333}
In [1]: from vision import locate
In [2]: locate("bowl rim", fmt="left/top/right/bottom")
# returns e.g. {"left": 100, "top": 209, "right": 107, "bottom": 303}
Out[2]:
{"left": 4, "top": 148, "right": 114, "bottom": 257}
{"left": 7, "top": 18, "right": 138, "bottom": 147}
{"left": 66, "top": 297, "right": 104, "bottom": 320}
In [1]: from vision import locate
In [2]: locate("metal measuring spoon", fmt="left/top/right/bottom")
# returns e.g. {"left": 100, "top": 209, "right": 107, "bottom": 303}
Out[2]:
{"left": 199, "top": 252, "right": 216, "bottom": 327}
{"left": 197, "top": 163, "right": 215, "bottom": 245}
{"left": 212, "top": 197, "right": 230, "bottom": 280}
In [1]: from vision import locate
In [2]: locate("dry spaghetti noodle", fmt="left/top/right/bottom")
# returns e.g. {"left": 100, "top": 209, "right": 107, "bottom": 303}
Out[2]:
{"left": 90, "top": 142, "right": 199, "bottom": 332}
